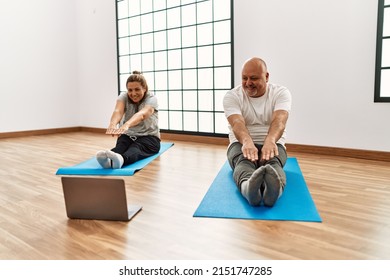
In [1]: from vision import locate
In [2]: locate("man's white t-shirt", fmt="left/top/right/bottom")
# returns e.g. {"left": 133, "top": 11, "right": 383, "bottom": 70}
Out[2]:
{"left": 223, "top": 83, "right": 292, "bottom": 147}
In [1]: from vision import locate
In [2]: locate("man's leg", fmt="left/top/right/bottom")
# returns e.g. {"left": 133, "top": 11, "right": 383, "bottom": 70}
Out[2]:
{"left": 227, "top": 142, "right": 265, "bottom": 206}
{"left": 262, "top": 144, "right": 287, "bottom": 206}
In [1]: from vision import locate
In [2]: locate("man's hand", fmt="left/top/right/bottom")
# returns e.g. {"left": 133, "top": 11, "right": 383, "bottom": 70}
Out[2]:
{"left": 242, "top": 139, "right": 258, "bottom": 162}
{"left": 260, "top": 138, "right": 279, "bottom": 162}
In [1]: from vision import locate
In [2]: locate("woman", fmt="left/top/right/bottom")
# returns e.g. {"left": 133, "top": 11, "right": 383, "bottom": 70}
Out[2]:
{"left": 96, "top": 71, "right": 160, "bottom": 169}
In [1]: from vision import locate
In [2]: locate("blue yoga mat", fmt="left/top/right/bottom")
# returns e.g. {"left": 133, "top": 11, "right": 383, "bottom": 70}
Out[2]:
{"left": 193, "top": 157, "right": 322, "bottom": 222}
{"left": 56, "top": 142, "right": 174, "bottom": 176}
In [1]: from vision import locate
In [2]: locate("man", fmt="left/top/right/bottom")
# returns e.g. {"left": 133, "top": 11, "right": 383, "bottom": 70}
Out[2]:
{"left": 223, "top": 57, "right": 292, "bottom": 207}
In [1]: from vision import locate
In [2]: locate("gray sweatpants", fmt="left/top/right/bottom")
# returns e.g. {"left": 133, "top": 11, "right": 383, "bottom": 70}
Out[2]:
{"left": 227, "top": 142, "right": 287, "bottom": 190}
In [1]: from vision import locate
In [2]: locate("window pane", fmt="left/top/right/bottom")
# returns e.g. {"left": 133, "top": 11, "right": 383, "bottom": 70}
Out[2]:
{"left": 141, "top": 33, "right": 154, "bottom": 52}
{"left": 153, "top": 0, "right": 166, "bottom": 10}
{"left": 182, "top": 26, "right": 197, "bottom": 47}
{"left": 215, "top": 112, "right": 229, "bottom": 134}
{"left": 159, "top": 110, "right": 169, "bottom": 129}
{"left": 129, "top": 16, "right": 140, "bottom": 35}
{"left": 154, "top": 31, "right": 167, "bottom": 51}
{"left": 182, "top": 4, "right": 196, "bottom": 26}
{"left": 183, "top": 112, "right": 198, "bottom": 131}
{"left": 380, "top": 69, "right": 390, "bottom": 97}
{"left": 197, "top": 23, "right": 213, "bottom": 46}
{"left": 154, "top": 51, "right": 167, "bottom": 71}
{"left": 183, "top": 69, "right": 197, "bottom": 89}
{"left": 154, "top": 10, "right": 166, "bottom": 31}
{"left": 199, "top": 112, "right": 214, "bottom": 133}
{"left": 118, "top": 38, "right": 130, "bottom": 55}
{"left": 142, "top": 53, "right": 154, "bottom": 72}
{"left": 117, "top": 0, "right": 128, "bottom": 19}
{"left": 119, "top": 74, "right": 128, "bottom": 92}
{"left": 118, "top": 19, "right": 129, "bottom": 37}
{"left": 167, "top": 7, "right": 181, "bottom": 29}
{"left": 384, "top": 7, "right": 390, "bottom": 37}
{"left": 198, "top": 68, "right": 214, "bottom": 89}
{"left": 155, "top": 71, "right": 168, "bottom": 90}
{"left": 144, "top": 73, "right": 154, "bottom": 91}
{"left": 169, "top": 111, "right": 183, "bottom": 130}
{"left": 183, "top": 91, "right": 198, "bottom": 110}
{"left": 141, "top": 13, "right": 153, "bottom": 33}
{"left": 197, "top": 1, "right": 212, "bottom": 24}
{"left": 168, "top": 91, "right": 182, "bottom": 110}
{"left": 198, "top": 46, "right": 213, "bottom": 68}
{"left": 167, "top": 0, "right": 180, "bottom": 8}
{"left": 129, "top": 54, "right": 142, "bottom": 71}
{"left": 168, "top": 49, "right": 182, "bottom": 69}
{"left": 214, "top": 0, "right": 231, "bottom": 21}
{"left": 119, "top": 56, "right": 130, "bottom": 74}
{"left": 199, "top": 91, "right": 214, "bottom": 111}
{"left": 214, "top": 90, "right": 226, "bottom": 111}
{"left": 215, "top": 67, "right": 231, "bottom": 89}
{"left": 128, "top": 0, "right": 140, "bottom": 17}
{"left": 167, "top": 28, "right": 181, "bottom": 49}
{"left": 382, "top": 39, "right": 390, "bottom": 67}
{"left": 156, "top": 91, "right": 168, "bottom": 110}
{"left": 214, "top": 20, "right": 231, "bottom": 43}
{"left": 214, "top": 44, "right": 231, "bottom": 66}
{"left": 168, "top": 70, "right": 182, "bottom": 90}
{"left": 129, "top": 35, "right": 141, "bottom": 53}
{"left": 182, "top": 47, "right": 197, "bottom": 68}
{"left": 140, "top": 0, "right": 152, "bottom": 13}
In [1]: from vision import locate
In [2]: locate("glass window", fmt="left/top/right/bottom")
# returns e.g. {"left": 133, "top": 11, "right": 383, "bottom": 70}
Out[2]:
{"left": 375, "top": 0, "right": 390, "bottom": 102}
{"left": 116, "top": 0, "right": 233, "bottom": 134}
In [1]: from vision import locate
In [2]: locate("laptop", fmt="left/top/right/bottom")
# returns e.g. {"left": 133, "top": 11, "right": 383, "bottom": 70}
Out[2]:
{"left": 61, "top": 177, "right": 142, "bottom": 221}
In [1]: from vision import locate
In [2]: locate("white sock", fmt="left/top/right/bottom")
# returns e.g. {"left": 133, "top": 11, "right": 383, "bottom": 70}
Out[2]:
{"left": 106, "top": 150, "right": 124, "bottom": 169}
{"left": 96, "top": 150, "right": 112, "bottom": 169}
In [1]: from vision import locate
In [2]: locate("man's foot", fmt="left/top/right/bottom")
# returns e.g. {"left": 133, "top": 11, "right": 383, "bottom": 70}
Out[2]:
{"left": 96, "top": 150, "right": 112, "bottom": 169}
{"left": 241, "top": 166, "right": 266, "bottom": 206}
{"left": 106, "top": 150, "right": 124, "bottom": 169}
{"left": 263, "top": 164, "right": 286, "bottom": 207}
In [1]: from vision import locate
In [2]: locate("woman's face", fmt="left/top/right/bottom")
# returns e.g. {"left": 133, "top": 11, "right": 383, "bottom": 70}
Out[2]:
{"left": 127, "top": 81, "right": 146, "bottom": 103}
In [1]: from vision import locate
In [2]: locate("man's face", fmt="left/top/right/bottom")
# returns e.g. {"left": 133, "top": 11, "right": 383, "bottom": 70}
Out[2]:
{"left": 127, "top": 82, "right": 146, "bottom": 103}
{"left": 241, "top": 61, "right": 269, "bottom": 98}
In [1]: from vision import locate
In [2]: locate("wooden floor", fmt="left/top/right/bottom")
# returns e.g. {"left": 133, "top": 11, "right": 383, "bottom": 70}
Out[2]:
{"left": 0, "top": 132, "right": 389, "bottom": 260}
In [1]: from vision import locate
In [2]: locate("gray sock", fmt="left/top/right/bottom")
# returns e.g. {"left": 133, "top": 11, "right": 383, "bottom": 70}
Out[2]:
{"left": 240, "top": 166, "right": 266, "bottom": 206}
{"left": 106, "top": 150, "right": 124, "bottom": 169}
{"left": 96, "top": 150, "right": 112, "bottom": 169}
{"left": 263, "top": 164, "right": 286, "bottom": 207}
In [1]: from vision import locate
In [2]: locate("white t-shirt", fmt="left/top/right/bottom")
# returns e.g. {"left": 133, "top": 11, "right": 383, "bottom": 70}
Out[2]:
{"left": 223, "top": 83, "right": 292, "bottom": 146}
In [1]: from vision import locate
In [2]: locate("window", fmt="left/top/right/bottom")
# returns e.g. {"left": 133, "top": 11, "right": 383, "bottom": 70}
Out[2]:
{"left": 375, "top": 0, "right": 390, "bottom": 102}
{"left": 116, "top": 0, "right": 233, "bottom": 135}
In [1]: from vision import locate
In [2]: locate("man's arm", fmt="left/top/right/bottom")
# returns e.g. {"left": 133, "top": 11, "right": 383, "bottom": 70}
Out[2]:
{"left": 261, "top": 110, "right": 289, "bottom": 162}
{"left": 227, "top": 114, "right": 259, "bottom": 162}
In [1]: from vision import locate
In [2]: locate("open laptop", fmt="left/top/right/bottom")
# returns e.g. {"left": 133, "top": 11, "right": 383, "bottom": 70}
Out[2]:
{"left": 61, "top": 177, "right": 142, "bottom": 221}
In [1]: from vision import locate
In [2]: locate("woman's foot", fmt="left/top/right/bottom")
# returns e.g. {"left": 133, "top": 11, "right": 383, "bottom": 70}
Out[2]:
{"left": 106, "top": 150, "right": 124, "bottom": 169}
{"left": 96, "top": 150, "right": 112, "bottom": 169}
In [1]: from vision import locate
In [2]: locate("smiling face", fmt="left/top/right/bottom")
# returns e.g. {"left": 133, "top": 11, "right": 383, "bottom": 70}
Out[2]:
{"left": 127, "top": 81, "right": 146, "bottom": 103}
{"left": 241, "top": 58, "right": 269, "bottom": 98}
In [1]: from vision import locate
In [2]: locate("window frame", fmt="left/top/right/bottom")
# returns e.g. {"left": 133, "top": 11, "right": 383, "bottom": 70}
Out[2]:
{"left": 375, "top": 0, "right": 390, "bottom": 102}
{"left": 115, "top": 0, "right": 234, "bottom": 136}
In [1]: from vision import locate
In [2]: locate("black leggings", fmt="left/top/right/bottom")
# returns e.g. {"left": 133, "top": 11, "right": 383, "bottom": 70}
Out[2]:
{"left": 111, "top": 135, "right": 161, "bottom": 166}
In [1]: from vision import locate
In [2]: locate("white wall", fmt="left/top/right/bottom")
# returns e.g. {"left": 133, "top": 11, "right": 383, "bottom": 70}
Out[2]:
{"left": 76, "top": 0, "right": 118, "bottom": 128}
{"left": 1, "top": 0, "right": 389, "bottom": 152}
{"left": 234, "top": 0, "right": 389, "bottom": 152}
{"left": 0, "top": 0, "right": 79, "bottom": 132}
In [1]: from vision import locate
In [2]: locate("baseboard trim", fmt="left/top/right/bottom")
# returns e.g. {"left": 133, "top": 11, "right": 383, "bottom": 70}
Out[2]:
{"left": 1, "top": 127, "right": 389, "bottom": 162}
